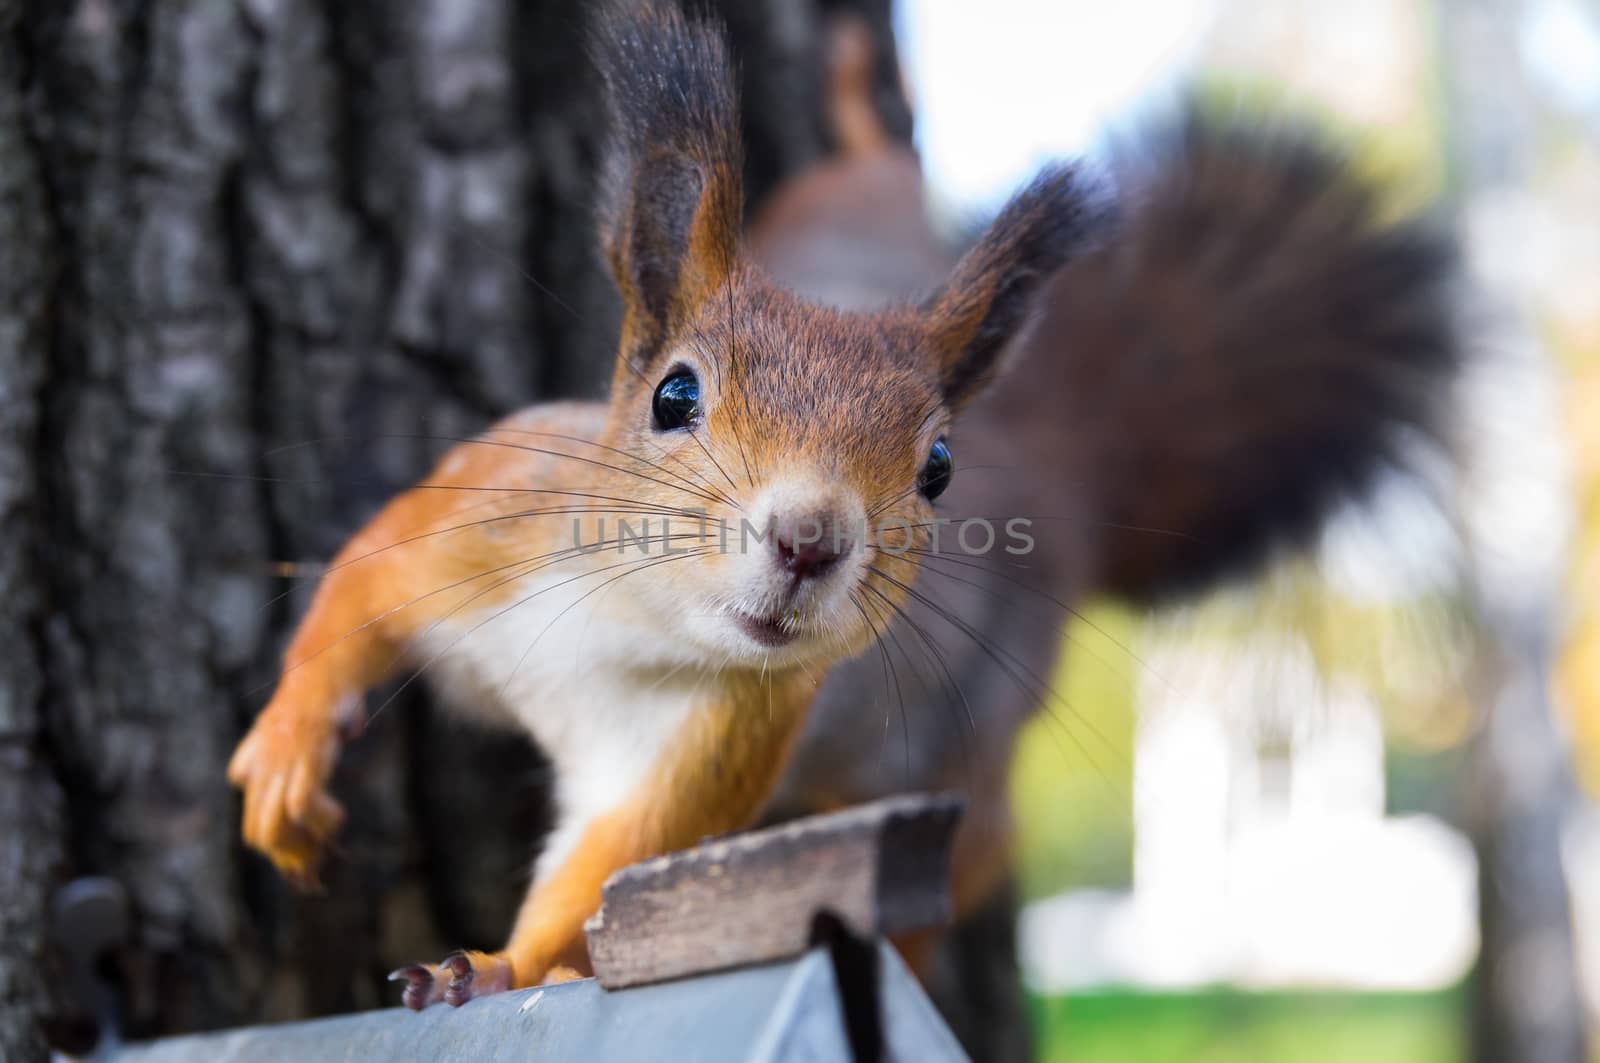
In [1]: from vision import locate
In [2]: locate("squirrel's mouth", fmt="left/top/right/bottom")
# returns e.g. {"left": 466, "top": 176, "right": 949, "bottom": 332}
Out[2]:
{"left": 731, "top": 608, "right": 801, "bottom": 648}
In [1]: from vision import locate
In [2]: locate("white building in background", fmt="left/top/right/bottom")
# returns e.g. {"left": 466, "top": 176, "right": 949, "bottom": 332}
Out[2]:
{"left": 1019, "top": 636, "right": 1480, "bottom": 993}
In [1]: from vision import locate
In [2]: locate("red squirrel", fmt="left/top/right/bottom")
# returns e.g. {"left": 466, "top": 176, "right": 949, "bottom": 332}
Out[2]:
{"left": 753, "top": 11, "right": 1462, "bottom": 1028}
{"left": 230, "top": 0, "right": 1463, "bottom": 1018}
{"left": 226, "top": 2, "right": 1103, "bottom": 1008}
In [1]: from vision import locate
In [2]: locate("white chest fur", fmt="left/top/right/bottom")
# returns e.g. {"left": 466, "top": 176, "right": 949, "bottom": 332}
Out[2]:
{"left": 411, "top": 564, "right": 712, "bottom": 876}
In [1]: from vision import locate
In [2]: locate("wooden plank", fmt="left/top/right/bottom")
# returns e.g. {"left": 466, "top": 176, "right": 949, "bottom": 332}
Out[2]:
{"left": 584, "top": 793, "right": 964, "bottom": 989}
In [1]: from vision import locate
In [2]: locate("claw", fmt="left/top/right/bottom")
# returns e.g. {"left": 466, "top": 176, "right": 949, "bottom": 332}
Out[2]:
{"left": 391, "top": 950, "right": 513, "bottom": 1010}
{"left": 388, "top": 963, "right": 441, "bottom": 1011}
{"left": 442, "top": 950, "right": 475, "bottom": 1008}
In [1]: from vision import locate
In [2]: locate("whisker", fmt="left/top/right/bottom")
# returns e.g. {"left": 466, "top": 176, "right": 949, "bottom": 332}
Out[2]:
{"left": 903, "top": 547, "right": 1174, "bottom": 696}
{"left": 895, "top": 513, "right": 1201, "bottom": 542}
{"left": 483, "top": 425, "right": 742, "bottom": 511}
{"left": 257, "top": 431, "right": 733, "bottom": 509}
{"left": 865, "top": 464, "right": 1020, "bottom": 522}
{"left": 617, "top": 351, "right": 743, "bottom": 496}
{"left": 686, "top": 423, "right": 743, "bottom": 496}
{"left": 280, "top": 502, "right": 713, "bottom": 601}
{"left": 260, "top": 500, "right": 724, "bottom": 610}
{"left": 710, "top": 248, "right": 757, "bottom": 490}
{"left": 178, "top": 466, "right": 724, "bottom": 512}
{"left": 912, "top": 399, "right": 946, "bottom": 441}
{"left": 865, "top": 563, "right": 1131, "bottom": 788}
{"left": 857, "top": 577, "right": 980, "bottom": 745}
{"left": 411, "top": 430, "right": 739, "bottom": 510}
{"left": 366, "top": 544, "right": 714, "bottom": 726}
{"left": 854, "top": 579, "right": 985, "bottom": 793}
{"left": 262, "top": 531, "right": 712, "bottom": 696}
{"left": 629, "top": 420, "right": 741, "bottom": 507}
{"left": 859, "top": 580, "right": 949, "bottom": 711}
{"left": 454, "top": 224, "right": 581, "bottom": 319}
{"left": 493, "top": 545, "right": 720, "bottom": 704}
{"left": 847, "top": 592, "right": 911, "bottom": 785}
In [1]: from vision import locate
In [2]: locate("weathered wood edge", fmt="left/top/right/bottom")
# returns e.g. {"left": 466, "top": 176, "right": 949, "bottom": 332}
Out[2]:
{"left": 584, "top": 792, "right": 964, "bottom": 989}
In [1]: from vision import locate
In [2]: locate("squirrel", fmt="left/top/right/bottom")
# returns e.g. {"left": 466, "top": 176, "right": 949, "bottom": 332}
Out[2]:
{"left": 226, "top": 2, "right": 1103, "bottom": 1008}
{"left": 229, "top": 0, "right": 1463, "bottom": 1016}
{"left": 752, "top": 7, "right": 1461, "bottom": 1021}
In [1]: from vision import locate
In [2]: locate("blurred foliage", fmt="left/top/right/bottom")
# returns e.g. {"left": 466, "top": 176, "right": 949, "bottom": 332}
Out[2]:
{"left": 1149, "top": 567, "right": 1478, "bottom": 755}
{"left": 1559, "top": 344, "right": 1600, "bottom": 796}
{"left": 1186, "top": 72, "right": 1449, "bottom": 213}
{"left": 1200, "top": 0, "right": 1450, "bottom": 205}
{"left": 1009, "top": 604, "right": 1138, "bottom": 901}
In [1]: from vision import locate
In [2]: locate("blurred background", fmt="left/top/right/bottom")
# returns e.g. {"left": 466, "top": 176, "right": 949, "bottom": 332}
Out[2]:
{"left": 0, "top": 1, "right": 1595, "bottom": 1061}
{"left": 894, "top": 0, "right": 1599, "bottom": 1060}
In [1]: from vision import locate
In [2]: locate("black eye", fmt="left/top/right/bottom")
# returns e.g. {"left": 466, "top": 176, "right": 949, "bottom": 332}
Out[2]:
{"left": 918, "top": 438, "right": 953, "bottom": 501}
{"left": 652, "top": 368, "right": 700, "bottom": 431}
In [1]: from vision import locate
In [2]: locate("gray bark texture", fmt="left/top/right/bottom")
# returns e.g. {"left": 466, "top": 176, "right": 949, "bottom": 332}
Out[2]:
{"left": 0, "top": 1, "right": 931, "bottom": 1058}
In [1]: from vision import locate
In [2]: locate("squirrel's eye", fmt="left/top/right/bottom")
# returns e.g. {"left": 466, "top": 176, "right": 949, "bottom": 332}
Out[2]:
{"left": 918, "top": 438, "right": 953, "bottom": 501}
{"left": 651, "top": 368, "right": 700, "bottom": 431}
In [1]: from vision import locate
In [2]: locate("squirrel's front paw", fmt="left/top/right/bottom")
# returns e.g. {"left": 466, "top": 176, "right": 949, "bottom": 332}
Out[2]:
{"left": 388, "top": 950, "right": 514, "bottom": 1010}
{"left": 227, "top": 697, "right": 346, "bottom": 889}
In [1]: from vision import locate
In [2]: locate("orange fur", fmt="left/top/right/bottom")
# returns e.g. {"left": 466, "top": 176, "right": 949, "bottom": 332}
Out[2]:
{"left": 494, "top": 669, "right": 815, "bottom": 984}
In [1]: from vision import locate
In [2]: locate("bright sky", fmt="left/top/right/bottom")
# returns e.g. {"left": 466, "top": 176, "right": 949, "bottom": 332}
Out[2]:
{"left": 896, "top": 0, "right": 1216, "bottom": 214}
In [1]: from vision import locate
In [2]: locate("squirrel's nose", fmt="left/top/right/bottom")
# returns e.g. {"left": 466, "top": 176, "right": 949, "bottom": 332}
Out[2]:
{"left": 773, "top": 515, "right": 852, "bottom": 582}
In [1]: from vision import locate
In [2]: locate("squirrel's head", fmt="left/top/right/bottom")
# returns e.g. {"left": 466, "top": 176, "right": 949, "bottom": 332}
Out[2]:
{"left": 589, "top": 4, "right": 1097, "bottom": 668}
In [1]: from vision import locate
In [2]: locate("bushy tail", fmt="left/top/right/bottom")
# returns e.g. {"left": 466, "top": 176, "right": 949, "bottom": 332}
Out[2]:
{"left": 1017, "top": 107, "right": 1462, "bottom": 601}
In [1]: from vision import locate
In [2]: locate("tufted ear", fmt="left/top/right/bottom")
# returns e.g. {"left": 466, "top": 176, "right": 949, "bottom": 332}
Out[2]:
{"left": 592, "top": 3, "right": 744, "bottom": 369}
{"left": 923, "top": 165, "right": 1103, "bottom": 409}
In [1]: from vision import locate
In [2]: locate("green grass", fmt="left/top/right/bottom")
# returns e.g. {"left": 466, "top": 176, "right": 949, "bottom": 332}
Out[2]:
{"left": 1029, "top": 987, "right": 1467, "bottom": 1063}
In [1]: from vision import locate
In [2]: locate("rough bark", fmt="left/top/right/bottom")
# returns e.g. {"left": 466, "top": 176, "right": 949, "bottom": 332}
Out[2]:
{"left": 1, "top": 11, "right": 66, "bottom": 1059}
{"left": 0, "top": 0, "right": 903, "bottom": 1055}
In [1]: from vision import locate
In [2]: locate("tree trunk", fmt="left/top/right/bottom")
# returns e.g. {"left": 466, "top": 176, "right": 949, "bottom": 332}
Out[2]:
{"left": 0, "top": 1, "right": 905, "bottom": 1055}
{"left": 1440, "top": 3, "right": 1588, "bottom": 1059}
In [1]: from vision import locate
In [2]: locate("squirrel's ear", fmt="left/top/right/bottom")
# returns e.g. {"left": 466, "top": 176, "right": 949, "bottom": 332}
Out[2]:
{"left": 592, "top": 4, "right": 743, "bottom": 364}
{"left": 924, "top": 165, "right": 1102, "bottom": 409}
